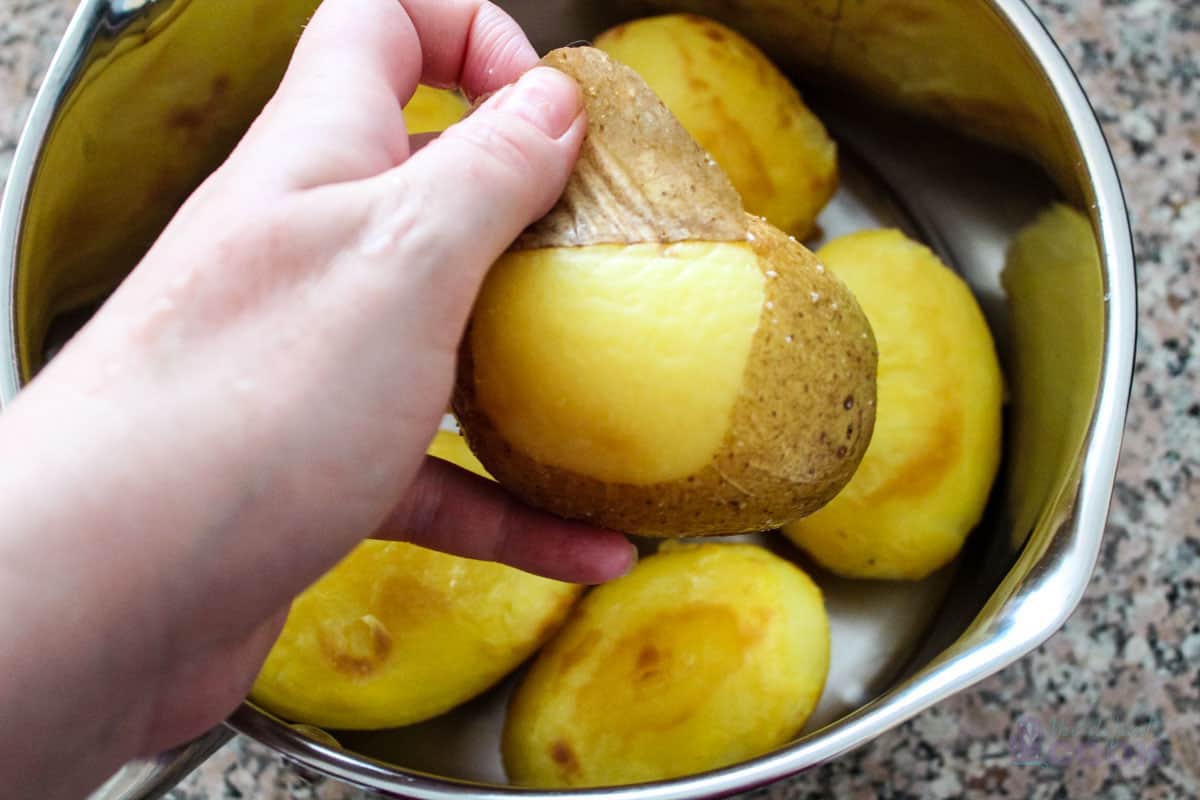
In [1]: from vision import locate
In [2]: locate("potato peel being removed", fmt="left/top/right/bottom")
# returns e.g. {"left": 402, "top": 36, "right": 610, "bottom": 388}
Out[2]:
{"left": 453, "top": 47, "right": 877, "bottom": 536}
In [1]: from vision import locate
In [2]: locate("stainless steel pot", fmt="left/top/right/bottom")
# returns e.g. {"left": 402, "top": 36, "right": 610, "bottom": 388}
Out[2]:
{"left": 0, "top": 0, "right": 1135, "bottom": 798}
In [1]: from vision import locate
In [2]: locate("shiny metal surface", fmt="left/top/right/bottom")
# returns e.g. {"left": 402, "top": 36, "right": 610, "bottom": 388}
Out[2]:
{"left": 0, "top": 0, "right": 1135, "bottom": 798}
{"left": 86, "top": 727, "right": 234, "bottom": 800}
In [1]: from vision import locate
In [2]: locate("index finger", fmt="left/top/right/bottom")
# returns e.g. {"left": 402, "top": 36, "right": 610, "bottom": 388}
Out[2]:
{"left": 402, "top": 0, "right": 539, "bottom": 98}
{"left": 238, "top": 0, "right": 538, "bottom": 187}
{"left": 288, "top": 0, "right": 537, "bottom": 101}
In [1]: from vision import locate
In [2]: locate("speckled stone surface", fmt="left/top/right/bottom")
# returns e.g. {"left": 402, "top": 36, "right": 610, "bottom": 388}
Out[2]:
{"left": 2, "top": 0, "right": 1197, "bottom": 797}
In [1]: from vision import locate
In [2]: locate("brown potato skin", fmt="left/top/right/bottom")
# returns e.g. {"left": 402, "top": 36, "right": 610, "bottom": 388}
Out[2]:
{"left": 453, "top": 216, "right": 876, "bottom": 536}
{"left": 594, "top": 14, "right": 839, "bottom": 239}
{"left": 453, "top": 47, "right": 876, "bottom": 536}
{"left": 514, "top": 46, "right": 748, "bottom": 250}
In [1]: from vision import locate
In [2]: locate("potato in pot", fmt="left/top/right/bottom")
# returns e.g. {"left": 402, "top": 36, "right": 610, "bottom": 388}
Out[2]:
{"left": 453, "top": 47, "right": 877, "bottom": 537}
{"left": 503, "top": 541, "right": 830, "bottom": 788}
{"left": 250, "top": 431, "right": 582, "bottom": 730}
{"left": 595, "top": 13, "right": 838, "bottom": 239}
{"left": 783, "top": 230, "right": 1004, "bottom": 580}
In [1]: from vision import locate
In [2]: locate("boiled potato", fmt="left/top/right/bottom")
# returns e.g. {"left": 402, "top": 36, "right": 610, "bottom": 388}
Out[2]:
{"left": 453, "top": 47, "right": 876, "bottom": 537}
{"left": 402, "top": 85, "right": 467, "bottom": 133}
{"left": 783, "top": 230, "right": 1003, "bottom": 580}
{"left": 250, "top": 430, "right": 582, "bottom": 730}
{"left": 503, "top": 542, "right": 829, "bottom": 787}
{"left": 595, "top": 14, "right": 837, "bottom": 238}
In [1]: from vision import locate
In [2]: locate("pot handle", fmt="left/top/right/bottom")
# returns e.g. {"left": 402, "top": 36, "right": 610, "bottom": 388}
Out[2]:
{"left": 87, "top": 725, "right": 234, "bottom": 800}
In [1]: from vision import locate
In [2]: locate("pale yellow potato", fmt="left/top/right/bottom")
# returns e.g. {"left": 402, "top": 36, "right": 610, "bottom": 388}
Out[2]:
{"left": 469, "top": 242, "right": 765, "bottom": 486}
{"left": 250, "top": 431, "right": 582, "bottom": 730}
{"left": 783, "top": 230, "right": 1003, "bottom": 580}
{"left": 454, "top": 47, "right": 876, "bottom": 537}
{"left": 595, "top": 14, "right": 837, "bottom": 238}
{"left": 402, "top": 85, "right": 467, "bottom": 134}
{"left": 503, "top": 542, "right": 829, "bottom": 788}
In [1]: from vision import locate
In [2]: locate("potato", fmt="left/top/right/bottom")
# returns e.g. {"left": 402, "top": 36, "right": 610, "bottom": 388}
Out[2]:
{"left": 402, "top": 85, "right": 467, "bottom": 134}
{"left": 453, "top": 47, "right": 876, "bottom": 537}
{"left": 503, "top": 542, "right": 830, "bottom": 788}
{"left": 595, "top": 14, "right": 837, "bottom": 238}
{"left": 250, "top": 430, "right": 582, "bottom": 730}
{"left": 782, "top": 230, "right": 1003, "bottom": 580}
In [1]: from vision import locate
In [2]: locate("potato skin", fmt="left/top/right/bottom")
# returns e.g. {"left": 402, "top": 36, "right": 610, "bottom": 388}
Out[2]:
{"left": 454, "top": 47, "right": 875, "bottom": 536}
{"left": 514, "top": 46, "right": 748, "bottom": 250}
{"left": 249, "top": 432, "right": 581, "bottom": 730}
{"left": 595, "top": 14, "right": 838, "bottom": 238}
{"left": 454, "top": 215, "right": 875, "bottom": 536}
{"left": 783, "top": 230, "right": 1003, "bottom": 580}
{"left": 503, "top": 542, "right": 830, "bottom": 788}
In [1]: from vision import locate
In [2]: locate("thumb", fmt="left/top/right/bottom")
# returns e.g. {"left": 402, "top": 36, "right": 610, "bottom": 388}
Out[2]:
{"left": 402, "top": 65, "right": 586, "bottom": 229}
{"left": 340, "top": 66, "right": 585, "bottom": 348}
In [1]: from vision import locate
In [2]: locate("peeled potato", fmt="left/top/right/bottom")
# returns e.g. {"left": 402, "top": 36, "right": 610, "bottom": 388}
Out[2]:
{"left": 595, "top": 14, "right": 837, "bottom": 238}
{"left": 402, "top": 85, "right": 467, "bottom": 133}
{"left": 783, "top": 230, "right": 1003, "bottom": 580}
{"left": 250, "top": 430, "right": 582, "bottom": 730}
{"left": 503, "top": 542, "right": 830, "bottom": 788}
{"left": 453, "top": 47, "right": 876, "bottom": 537}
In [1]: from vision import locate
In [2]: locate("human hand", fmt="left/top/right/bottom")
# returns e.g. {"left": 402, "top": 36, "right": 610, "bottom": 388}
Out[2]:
{"left": 0, "top": 0, "right": 633, "bottom": 792}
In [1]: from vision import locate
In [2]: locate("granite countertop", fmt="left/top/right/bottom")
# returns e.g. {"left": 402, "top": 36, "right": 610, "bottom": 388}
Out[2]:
{"left": 2, "top": 0, "right": 1197, "bottom": 797}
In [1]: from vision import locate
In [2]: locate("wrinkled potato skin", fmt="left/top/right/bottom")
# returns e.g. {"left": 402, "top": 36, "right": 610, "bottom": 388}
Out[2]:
{"left": 595, "top": 14, "right": 838, "bottom": 238}
{"left": 250, "top": 432, "right": 582, "bottom": 730}
{"left": 453, "top": 48, "right": 876, "bottom": 537}
{"left": 503, "top": 542, "right": 830, "bottom": 788}
{"left": 514, "top": 46, "right": 748, "bottom": 250}
{"left": 783, "top": 230, "right": 1003, "bottom": 580}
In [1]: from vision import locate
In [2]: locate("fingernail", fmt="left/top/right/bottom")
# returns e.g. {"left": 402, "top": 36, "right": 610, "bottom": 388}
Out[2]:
{"left": 618, "top": 539, "right": 640, "bottom": 578}
{"left": 491, "top": 66, "right": 582, "bottom": 139}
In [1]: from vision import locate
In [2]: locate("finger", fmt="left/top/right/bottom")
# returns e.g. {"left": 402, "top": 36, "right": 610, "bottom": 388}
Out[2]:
{"left": 238, "top": 0, "right": 420, "bottom": 187}
{"left": 236, "top": 0, "right": 537, "bottom": 188}
{"left": 394, "top": 0, "right": 538, "bottom": 98}
{"left": 407, "top": 131, "right": 440, "bottom": 155}
{"left": 222, "top": 605, "right": 292, "bottom": 713}
{"left": 375, "top": 456, "right": 637, "bottom": 585}
{"left": 340, "top": 66, "right": 584, "bottom": 353}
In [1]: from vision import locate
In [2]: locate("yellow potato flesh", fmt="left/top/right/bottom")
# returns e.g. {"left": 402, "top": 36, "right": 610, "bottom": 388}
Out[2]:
{"left": 503, "top": 542, "right": 829, "bottom": 787}
{"left": 596, "top": 14, "right": 837, "bottom": 238}
{"left": 250, "top": 431, "right": 580, "bottom": 730}
{"left": 783, "top": 230, "right": 1003, "bottom": 580}
{"left": 425, "top": 424, "right": 478, "bottom": 468}
{"left": 402, "top": 85, "right": 467, "bottom": 134}
{"left": 471, "top": 242, "right": 764, "bottom": 485}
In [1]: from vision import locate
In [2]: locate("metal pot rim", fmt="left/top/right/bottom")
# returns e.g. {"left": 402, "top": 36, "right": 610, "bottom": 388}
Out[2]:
{"left": 224, "top": 1, "right": 1138, "bottom": 795}
{"left": 0, "top": 0, "right": 1136, "bottom": 797}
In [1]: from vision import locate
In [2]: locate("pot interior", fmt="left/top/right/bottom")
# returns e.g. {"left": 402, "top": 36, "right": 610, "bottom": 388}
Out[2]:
{"left": 7, "top": 0, "right": 1110, "bottom": 789}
